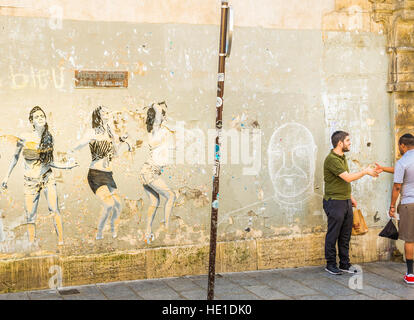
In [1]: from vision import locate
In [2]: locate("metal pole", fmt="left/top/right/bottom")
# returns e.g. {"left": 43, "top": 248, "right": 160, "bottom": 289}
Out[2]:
{"left": 207, "top": 0, "right": 230, "bottom": 301}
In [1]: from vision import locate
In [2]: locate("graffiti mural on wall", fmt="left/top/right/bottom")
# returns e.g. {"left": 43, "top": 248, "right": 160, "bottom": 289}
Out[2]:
{"left": 0, "top": 101, "right": 184, "bottom": 249}
{"left": 268, "top": 122, "right": 319, "bottom": 205}
{"left": 267, "top": 122, "right": 324, "bottom": 224}
{"left": 69, "top": 106, "right": 132, "bottom": 240}
{"left": 140, "top": 102, "right": 176, "bottom": 244}
{"left": 0, "top": 103, "right": 328, "bottom": 250}
{"left": 217, "top": 121, "right": 324, "bottom": 236}
{"left": 1, "top": 106, "right": 79, "bottom": 246}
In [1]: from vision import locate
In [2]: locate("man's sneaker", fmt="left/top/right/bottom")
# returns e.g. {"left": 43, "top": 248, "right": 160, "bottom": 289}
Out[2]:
{"left": 339, "top": 264, "right": 358, "bottom": 274}
{"left": 325, "top": 265, "right": 343, "bottom": 275}
{"left": 403, "top": 274, "right": 414, "bottom": 284}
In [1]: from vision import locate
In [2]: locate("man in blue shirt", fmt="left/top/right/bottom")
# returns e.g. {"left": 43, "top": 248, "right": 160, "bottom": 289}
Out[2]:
{"left": 377, "top": 133, "right": 414, "bottom": 284}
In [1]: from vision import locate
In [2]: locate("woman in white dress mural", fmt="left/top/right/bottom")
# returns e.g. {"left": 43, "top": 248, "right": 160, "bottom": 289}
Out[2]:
{"left": 140, "top": 102, "right": 176, "bottom": 244}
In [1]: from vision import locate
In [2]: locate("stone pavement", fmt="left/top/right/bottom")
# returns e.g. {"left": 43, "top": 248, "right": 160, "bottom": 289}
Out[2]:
{"left": 1, "top": 261, "right": 413, "bottom": 300}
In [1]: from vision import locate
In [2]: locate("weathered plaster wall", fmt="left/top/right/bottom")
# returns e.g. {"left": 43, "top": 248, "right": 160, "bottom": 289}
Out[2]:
{"left": 0, "top": 0, "right": 396, "bottom": 292}
{"left": 0, "top": 0, "right": 335, "bottom": 29}
{"left": 370, "top": 0, "right": 414, "bottom": 259}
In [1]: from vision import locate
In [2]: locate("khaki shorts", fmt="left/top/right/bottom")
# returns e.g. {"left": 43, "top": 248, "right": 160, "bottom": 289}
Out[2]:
{"left": 398, "top": 203, "right": 414, "bottom": 242}
{"left": 24, "top": 169, "right": 56, "bottom": 196}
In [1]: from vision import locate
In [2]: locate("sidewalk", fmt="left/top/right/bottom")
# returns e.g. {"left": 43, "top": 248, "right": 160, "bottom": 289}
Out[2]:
{"left": 1, "top": 261, "right": 413, "bottom": 300}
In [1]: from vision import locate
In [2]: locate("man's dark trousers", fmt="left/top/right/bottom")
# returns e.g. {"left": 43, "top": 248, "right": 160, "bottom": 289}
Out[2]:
{"left": 323, "top": 198, "right": 353, "bottom": 266}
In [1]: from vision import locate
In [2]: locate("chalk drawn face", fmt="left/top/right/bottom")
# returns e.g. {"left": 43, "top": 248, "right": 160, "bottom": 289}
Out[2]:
{"left": 31, "top": 110, "right": 46, "bottom": 128}
{"left": 268, "top": 123, "right": 317, "bottom": 201}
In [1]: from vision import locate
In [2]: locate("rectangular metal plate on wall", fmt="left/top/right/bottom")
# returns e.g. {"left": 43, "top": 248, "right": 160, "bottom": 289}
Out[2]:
{"left": 74, "top": 70, "right": 128, "bottom": 88}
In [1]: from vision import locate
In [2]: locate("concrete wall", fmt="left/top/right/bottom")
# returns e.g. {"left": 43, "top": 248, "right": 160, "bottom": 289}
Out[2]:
{"left": 0, "top": 0, "right": 395, "bottom": 292}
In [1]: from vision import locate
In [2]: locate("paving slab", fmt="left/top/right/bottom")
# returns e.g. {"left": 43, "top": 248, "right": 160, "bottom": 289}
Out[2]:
{"left": 27, "top": 290, "right": 63, "bottom": 300}
{"left": 244, "top": 285, "right": 291, "bottom": 300}
{"left": 283, "top": 267, "right": 327, "bottom": 281}
{"left": 97, "top": 283, "right": 142, "bottom": 300}
{"left": 362, "top": 264, "right": 406, "bottom": 282}
{"left": 0, "top": 292, "right": 29, "bottom": 300}
{"left": 301, "top": 277, "right": 356, "bottom": 296}
{"left": 385, "top": 285, "right": 414, "bottom": 299}
{"left": 216, "top": 292, "right": 261, "bottom": 300}
{"left": 266, "top": 278, "right": 319, "bottom": 297}
{"left": 163, "top": 278, "right": 201, "bottom": 292}
{"left": 355, "top": 284, "right": 402, "bottom": 300}
{"left": 221, "top": 273, "right": 265, "bottom": 287}
{"left": 179, "top": 289, "right": 211, "bottom": 300}
{"left": 126, "top": 279, "right": 170, "bottom": 292}
{"left": 191, "top": 277, "right": 235, "bottom": 290}
{"left": 137, "top": 287, "right": 184, "bottom": 300}
{"left": 214, "top": 284, "right": 254, "bottom": 296}
{"left": 361, "top": 272, "right": 405, "bottom": 291}
{"left": 60, "top": 285, "right": 107, "bottom": 300}
{"left": 297, "top": 295, "right": 329, "bottom": 300}
{"left": 332, "top": 294, "right": 374, "bottom": 300}
{"left": 320, "top": 272, "right": 358, "bottom": 287}
{"left": 245, "top": 270, "right": 286, "bottom": 283}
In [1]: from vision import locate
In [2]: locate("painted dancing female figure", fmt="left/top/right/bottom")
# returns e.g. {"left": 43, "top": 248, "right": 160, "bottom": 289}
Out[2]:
{"left": 1, "top": 106, "right": 78, "bottom": 245}
{"left": 140, "top": 102, "right": 176, "bottom": 244}
{"left": 70, "top": 106, "right": 131, "bottom": 240}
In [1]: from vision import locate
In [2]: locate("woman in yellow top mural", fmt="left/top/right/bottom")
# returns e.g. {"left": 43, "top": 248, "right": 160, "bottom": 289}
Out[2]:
{"left": 1, "top": 106, "right": 79, "bottom": 246}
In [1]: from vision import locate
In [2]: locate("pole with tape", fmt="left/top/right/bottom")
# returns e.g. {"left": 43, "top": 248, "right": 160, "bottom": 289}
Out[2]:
{"left": 207, "top": 0, "right": 233, "bottom": 301}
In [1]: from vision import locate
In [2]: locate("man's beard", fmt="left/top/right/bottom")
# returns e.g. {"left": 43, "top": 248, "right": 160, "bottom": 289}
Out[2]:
{"left": 342, "top": 146, "right": 350, "bottom": 152}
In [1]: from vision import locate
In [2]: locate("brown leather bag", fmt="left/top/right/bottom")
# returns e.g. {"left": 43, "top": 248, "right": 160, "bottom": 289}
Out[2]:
{"left": 352, "top": 209, "right": 368, "bottom": 236}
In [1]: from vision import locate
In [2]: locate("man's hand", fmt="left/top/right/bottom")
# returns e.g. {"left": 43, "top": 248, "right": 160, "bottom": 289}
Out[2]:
{"left": 365, "top": 167, "right": 379, "bottom": 177}
{"left": 351, "top": 197, "right": 357, "bottom": 208}
{"left": 389, "top": 206, "right": 396, "bottom": 218}
{"left": 375, "top": 163, "right": 384, "bottom": 174}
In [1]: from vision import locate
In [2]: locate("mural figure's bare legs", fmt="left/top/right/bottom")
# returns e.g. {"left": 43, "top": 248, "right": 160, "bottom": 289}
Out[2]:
{"left": 24, "top": 191, "right": 40, "bottom": 243}
{"left": 95, "top": 185, "right": 120, "bottom": 240}
{"left": 151, "top": 178, "right": 176, "bottom": 229}
{"left": 143, "top": 178, "right": 176, "bottom": 243}
{"left": 143, "top": 184, "right": 159, "bottom": 243}
{"left": 109, "top": 188, "right": 122, "bottom": 238}
{"left": 43, "top": 183, "right": 64, "bottom": 245}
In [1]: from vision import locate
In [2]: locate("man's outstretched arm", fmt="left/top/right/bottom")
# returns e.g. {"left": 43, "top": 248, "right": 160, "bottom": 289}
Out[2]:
{"left": 339, "top": 167, "right": 378, "bottom": 183}
{"left": 375, "top": 163, "right": 394, "bottom": 174}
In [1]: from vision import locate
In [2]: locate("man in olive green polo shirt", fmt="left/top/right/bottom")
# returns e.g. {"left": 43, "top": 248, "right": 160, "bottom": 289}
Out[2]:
{"left": 323, "top": 131, "right": 378, "bottom": 275}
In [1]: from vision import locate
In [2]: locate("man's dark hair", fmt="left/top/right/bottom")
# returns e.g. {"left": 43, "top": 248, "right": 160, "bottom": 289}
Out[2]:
{"left": 331, "top": 131, "right": 349, "bottom": 148}
{"left": 399, "top": 133, "right": 414, "bottom": 147}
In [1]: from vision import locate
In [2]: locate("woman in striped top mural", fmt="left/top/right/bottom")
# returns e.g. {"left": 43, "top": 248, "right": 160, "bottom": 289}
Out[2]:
{"left": 69, "top": 106, "right": 131, "bottom": 240}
